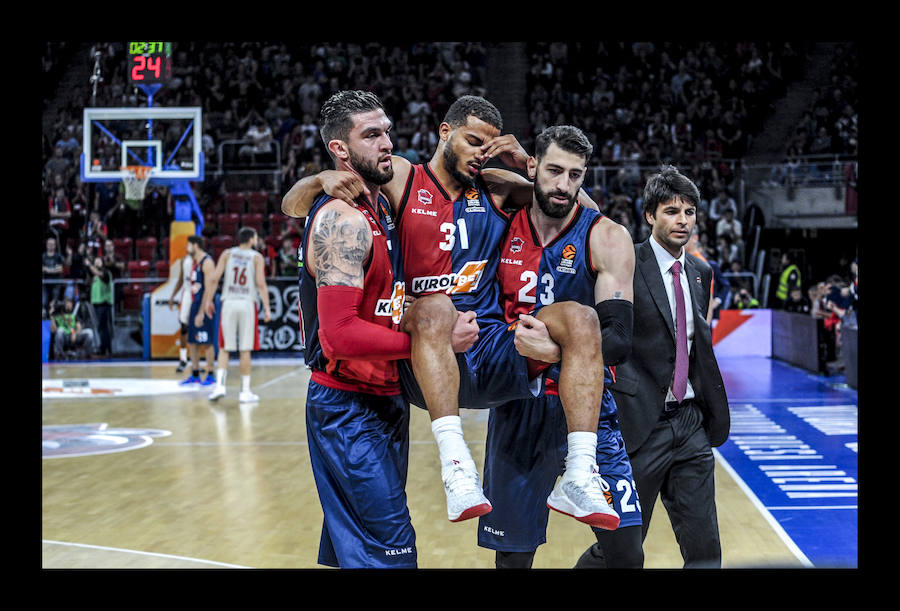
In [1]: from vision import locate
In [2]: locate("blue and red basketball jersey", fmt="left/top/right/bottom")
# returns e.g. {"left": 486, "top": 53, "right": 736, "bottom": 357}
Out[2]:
{"left": 396, "top": 163, "right": 510, "bottom": 320}
{"left": 496, "top": 205, "right": 617, "bottom": 416}
{"left": 299, "top": 193, "right": 406, "bottom": 395}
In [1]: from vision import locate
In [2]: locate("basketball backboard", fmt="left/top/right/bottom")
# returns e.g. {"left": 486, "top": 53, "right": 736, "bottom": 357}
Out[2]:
{"left": 80, "top": 106, "right": 204, "bottom": 183}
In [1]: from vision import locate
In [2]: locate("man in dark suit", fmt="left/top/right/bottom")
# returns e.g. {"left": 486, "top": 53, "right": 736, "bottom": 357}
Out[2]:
{"left": 596, "top": 165, "right": 730, "bottom": 568}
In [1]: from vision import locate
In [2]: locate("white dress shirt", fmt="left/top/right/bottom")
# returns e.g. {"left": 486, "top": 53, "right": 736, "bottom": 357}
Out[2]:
{"left": 649, "top": 235, "right": 696, "bottom": 402}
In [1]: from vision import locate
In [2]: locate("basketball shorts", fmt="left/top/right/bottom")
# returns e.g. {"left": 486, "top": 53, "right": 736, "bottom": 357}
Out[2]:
{"left": 218, "top": 300, "right": 260, "bottom": 352}
{"left": 477, "top": 391, "right": 643, "bottom": 553}
{"left": 178, "top": 290, "right": 191, "bottom": 326}
{"left": 398, "top": 316, "right": 544, "bottom": 410}
{"left": 187, "top": 298, "right": 216, "bottom": 345}
{"left": 305, "top": 380, "right": 417, "bottom": 569}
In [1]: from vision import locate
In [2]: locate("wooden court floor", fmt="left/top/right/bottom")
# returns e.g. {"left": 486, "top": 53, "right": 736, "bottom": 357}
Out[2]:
{"left": 42, "top": 359, "right": 805, "bottom": 570}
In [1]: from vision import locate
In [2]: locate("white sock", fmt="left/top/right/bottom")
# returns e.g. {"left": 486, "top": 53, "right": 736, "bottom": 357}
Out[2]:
{"left": 564, "top": 431, "right": 598, "bottom": 478}
{"left": 431, "top": 415, "right": 473, "bottom": 469}
{"left": 242, "top": 375, "right": 251, "bottom": 392}
{"left": 216, "top": 368, "right": 227, "bottom": 386}
{"left": 179, "top": 347, "right": 187, "bottom": 362}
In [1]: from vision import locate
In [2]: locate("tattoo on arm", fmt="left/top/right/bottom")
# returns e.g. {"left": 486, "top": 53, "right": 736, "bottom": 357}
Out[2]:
{"left": 312, "top": 208, "right": 371, "bottom": 288}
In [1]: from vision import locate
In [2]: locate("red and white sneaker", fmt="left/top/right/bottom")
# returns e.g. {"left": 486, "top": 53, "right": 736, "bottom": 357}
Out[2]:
{"left": 547, "top": 466, "right": 620, "bottom": 530}
{"left": 442, "top": 459, "right": 492, "bottom": 522}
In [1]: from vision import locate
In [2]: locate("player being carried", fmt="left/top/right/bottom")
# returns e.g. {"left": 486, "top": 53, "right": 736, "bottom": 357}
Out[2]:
{"left": 284, "top": 96, "right": 618, "bottom": 529}
{"left": 206, "top": 226, "right": 272, "bottom": 403}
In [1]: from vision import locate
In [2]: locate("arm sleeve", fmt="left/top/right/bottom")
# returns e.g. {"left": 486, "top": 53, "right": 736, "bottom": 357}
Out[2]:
{"left": 317, "top": 285, "right": 411, "bottom": 361}
{"left": 593, "top": 299, "right": 633, "bottom": 366}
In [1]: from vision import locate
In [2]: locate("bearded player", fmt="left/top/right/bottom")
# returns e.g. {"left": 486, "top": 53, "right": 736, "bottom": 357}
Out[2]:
{"left": 284, "top": 97, "right": 618, "bottom": 530}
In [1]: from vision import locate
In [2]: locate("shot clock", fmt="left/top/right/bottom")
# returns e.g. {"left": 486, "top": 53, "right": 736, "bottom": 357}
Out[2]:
{"left": 128, "top": 41, "right": 173, "bottom": 85}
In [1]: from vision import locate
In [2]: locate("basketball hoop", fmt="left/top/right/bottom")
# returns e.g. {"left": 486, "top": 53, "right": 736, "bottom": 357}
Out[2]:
{"left": 121, "top": 165, "right": 153, "bottom": 200}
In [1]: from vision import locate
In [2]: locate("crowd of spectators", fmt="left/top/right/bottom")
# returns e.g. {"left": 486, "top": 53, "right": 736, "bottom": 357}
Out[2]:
{"left": 768, "top": 42, "right": 858, "bottom": 187}
{"left": 42, "top": 41, "right": 858, "bottom": 359}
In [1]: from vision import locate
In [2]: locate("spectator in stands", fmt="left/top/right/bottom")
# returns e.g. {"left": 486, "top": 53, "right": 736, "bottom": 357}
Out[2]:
{"left": 42, "top": 236, "right": 65, "bottom": 311}
{"left": 715, "top": 207, "right": 742, "bottom": 242}
{"left": 102, "top": 238, "right": 126, "bottom": 279}
{"left": 88, "top": 255, "right": 114, "bottom": 357}
{"left": 105, "top": 197, "right": 138, "bottom": 241}
{"left": 48, "top": 186, "right": 72, "bottom": 247}
{"left": 783, "top": 286, "right": 810, "bottom": 314}
{"left": 274, "top": 236, "right": 299, "bottom": 277}
{"left": 239, "top": 117, "right": 275, "bottom": 164}
{"left": 64, "top": 241, "right": 90, "bottom": 301}
{"left": 44, "top": 146, "right": 71, "bottom": 188}
{"left": 776, "top": 252, "right": 802, "bottom": 309}
{"left": 733, "top": 287, "right": 760, "bottom": 310}
{"left": 94, "top": 181, "right": 120, "bottom": 220}
{"left": 49, "top": 296, "right": 95, "bottom": 360}
{"left": 411, "top": 121, "right": 438, "bottom": 160}
{"left": 716, "top": 234, "right": 739, "bottom": 269}
{"left": 709, "top": 188, "right": 737, "bottom": 223}
{"left": 83, "top": 210, "right": 107, "bottom": 259}
{"left": 394, "top": 136, "right": 420, "bottom": 164}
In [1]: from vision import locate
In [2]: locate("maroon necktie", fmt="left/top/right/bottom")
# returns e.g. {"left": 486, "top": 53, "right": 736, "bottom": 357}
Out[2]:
{"left": 671, "top": 260, "right": 688, "bottom": 403}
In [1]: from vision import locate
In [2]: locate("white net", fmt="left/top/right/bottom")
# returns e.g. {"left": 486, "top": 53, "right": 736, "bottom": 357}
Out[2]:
{"left": 121, "top": 166, "right": 153, "bottom": 201}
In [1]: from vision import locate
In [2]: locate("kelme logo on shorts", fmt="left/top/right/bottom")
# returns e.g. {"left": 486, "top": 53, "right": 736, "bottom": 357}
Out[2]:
{"left": 411, "top": 260, "right": 487, "bottom": 295}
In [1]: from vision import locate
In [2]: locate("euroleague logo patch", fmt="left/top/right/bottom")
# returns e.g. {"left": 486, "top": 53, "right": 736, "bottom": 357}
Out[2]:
{"left": 556, "top": 243, "right": 577, "bottom": 275}
{"left": 42, "top": 423, "right": 171, "bottom": 459}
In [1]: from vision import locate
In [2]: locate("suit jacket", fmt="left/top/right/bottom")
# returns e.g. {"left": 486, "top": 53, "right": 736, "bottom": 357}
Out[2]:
{"left": 608, "top": 240, "right": 730, "bottom": 453}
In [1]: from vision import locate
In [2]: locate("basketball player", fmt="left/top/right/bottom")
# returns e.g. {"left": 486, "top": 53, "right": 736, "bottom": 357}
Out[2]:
{"left": 300, "top": 91, "right": 457, "bottom": 567}
{"left": 207, "top": 227, "right": 272, "bottom": 403}
{"left": 179, "top": 235, "right": 216, "bottom": 386}
{"left": 478, "top": 126, "right": 644, "bottom": 569}
{"left": 168, "top": 249, "right": 196, "bottom": 372}
{"left": 283, "top": 96, "right": 618, "bottom": 529}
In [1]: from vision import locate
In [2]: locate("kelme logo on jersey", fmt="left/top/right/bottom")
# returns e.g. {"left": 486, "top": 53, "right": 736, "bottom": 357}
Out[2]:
{"left": 509, "top": 237, "right": 525, "bottom": 253}
{"left": 417, "top": 189, "right": 433, "bottom": 205}
{"left": 556, "top": 243, "right": 577, "bottom": 275}
{"left": 411, "top": 260, "right": 488, "bottom": 295}
{"left": 374, "top": 281, "right": 407, "bottom": 324}
{"left": 464, "top": 188, "right": 485, "bottom": 213}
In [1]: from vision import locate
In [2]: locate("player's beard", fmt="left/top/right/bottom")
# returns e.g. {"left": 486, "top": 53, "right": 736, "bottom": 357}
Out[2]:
{"left": 349, "top": 148, "right": 394, "bottom": 186}
{"left": 443, "top": 142, "right": 476, "bottom": 189}
{"left": 534, "top": 179, "right": 577, "bottom": 219}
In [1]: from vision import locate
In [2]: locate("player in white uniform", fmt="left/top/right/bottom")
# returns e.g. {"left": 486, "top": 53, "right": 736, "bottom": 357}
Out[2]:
{"left": 168, "top": 251, "right": 198, "bottom": 372}
{"left": 207, "top": 227, "right": 272, "bottom": 402}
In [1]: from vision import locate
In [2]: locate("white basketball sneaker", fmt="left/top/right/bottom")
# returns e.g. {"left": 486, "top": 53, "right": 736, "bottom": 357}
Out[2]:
{"left": 547, "top": 466, "right": 620, "bottom": 530}
{"left": 442, "top": 459, "right": 492, "bottom": 522}
{"left": 239, "top": 390, "right": 259, "bottom": 403}
{"left": 208, "top": 385, "right": 226, "bottom": 401}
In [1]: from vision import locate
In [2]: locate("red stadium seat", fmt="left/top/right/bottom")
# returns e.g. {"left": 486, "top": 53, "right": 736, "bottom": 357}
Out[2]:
{"left": 128, "top": 260, "right": 150, "bottom": 278}
{"left": 122, "top": 283, "right": 145, "bottom": 311}
{"left": 247, "top": 191, "right": 269, "bottom": 214}
{"left": 268, "top": 213, "right": 288, "bottom": 237}
{"left": 113, "top": 237, "right": 133, "bottom": 261}
{"left": 217, "top": 213, "right": 240, "bottom": 236}
{"left": 162, "top": 237, "right": 170, "bottom": 260}
{"left": 136, "top": 237, "right": 158, "bottom": 261}
{"left": 211, "top": 235, "right": 233, "bottom": 260}
{"left": 224, "top": 192, "right": 246, "bottom": 214}
{"left": 241, "top": 213, "right": 263, "bottom": 234}
{"left": 154, "top": 260, "right": 170, "bottom": 277}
